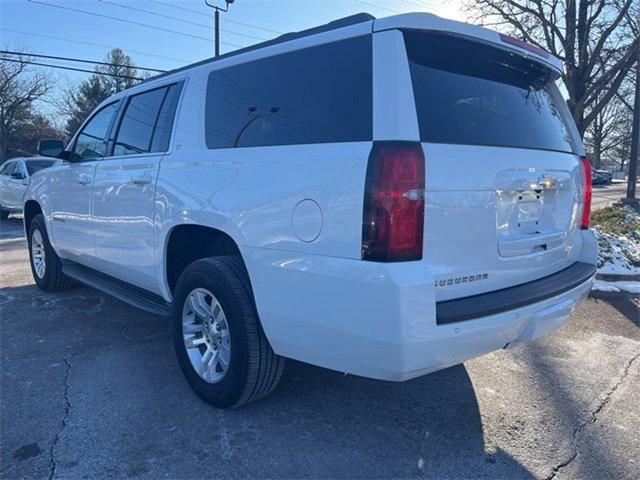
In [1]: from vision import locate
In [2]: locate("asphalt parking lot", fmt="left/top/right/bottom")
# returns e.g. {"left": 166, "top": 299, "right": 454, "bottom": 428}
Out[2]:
{"left": 591, "top": 180, "right": 640, "bottom": 210}
{"left": 1, "top": 210, "right": 639, "bottom": 479}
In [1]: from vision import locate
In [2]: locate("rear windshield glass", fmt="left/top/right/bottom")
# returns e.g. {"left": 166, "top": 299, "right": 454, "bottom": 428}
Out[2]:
{"left": 404, "top": 31, "right": 574, "bottom": 153}
{"left": 26, "top": 160, "right": 56, "bottom": 175}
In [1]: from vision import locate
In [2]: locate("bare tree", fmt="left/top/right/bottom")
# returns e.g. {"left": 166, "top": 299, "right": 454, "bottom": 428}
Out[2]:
{"left": 585, "top": 64, "right": 635, "bottom": 169}
{"left": 0, "top": 53, "right": 55, "bottom": 162}
{"left": 586, "top": 91, "right": 632, "bottom": 168}
{"left": 464, "top": 0, "right": 639, "bottom": 137}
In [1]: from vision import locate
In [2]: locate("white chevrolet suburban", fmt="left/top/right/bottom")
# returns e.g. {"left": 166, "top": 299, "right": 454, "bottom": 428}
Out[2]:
{"left": 24, "top": 13, "right": 597, "bottom": 408}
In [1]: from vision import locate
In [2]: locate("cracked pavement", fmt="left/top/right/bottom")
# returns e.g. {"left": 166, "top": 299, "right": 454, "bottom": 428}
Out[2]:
{"left": 1, "top": 217, "right": 639, "bottom": 479}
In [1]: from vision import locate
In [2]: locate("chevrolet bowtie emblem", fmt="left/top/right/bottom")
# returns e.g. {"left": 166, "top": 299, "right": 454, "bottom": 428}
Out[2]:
{"left": 536, "top": 174, "right": 556, "bottom": 189}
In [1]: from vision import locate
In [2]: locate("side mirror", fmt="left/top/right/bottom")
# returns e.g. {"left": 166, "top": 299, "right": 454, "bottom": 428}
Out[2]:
{"left": 57, "top": 150, "right": 72, "bottom": 161}
{"left": 37, "top": 139, "right": 65, "bottom": 158}
{"left": 10, "top": 172, "right": 25, "bottom": 180}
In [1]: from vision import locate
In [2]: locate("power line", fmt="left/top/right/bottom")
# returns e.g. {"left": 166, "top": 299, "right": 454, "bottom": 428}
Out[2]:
{"left": 148, "top": 0, "right": 283, "bottom": 35}
{"left": 399, "top": 0, "right": 427, "bottom": 6}
{"left": 353, "top": 0, "right": 402, "bottom": 14}
{"left": 400, "top": 0, "right": 438, "bottom": 10}
{"left": 97, "top": 0, "right": 269, "bottom": 41}
{"left": 26, "top": 0, "right": 244, "bottom": 48}
{"left": 0, "top": 28, "right": 190, "bottom": 63}
{"left": 398, "top": 0, "right": 438, "bottom": 12}
{"left": 0, "top": 56, "right": 145, "bottom": 80}
{"left": 0, "top": 50, "right": 166, "bottom": 73}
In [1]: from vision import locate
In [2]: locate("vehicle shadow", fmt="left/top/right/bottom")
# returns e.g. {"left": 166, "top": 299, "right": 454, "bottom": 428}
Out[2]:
{"left": 0, "top": 282, "right": 534, "bottom": 479}
{"left": 0, "top": 216, "right": 24, "bottom": 241}
{"left": 241, "top": 360, "right": 536, "bottom": 479}
{"left": 604, "top": 297, "right": 640, "bottom": 328}
{"left": 206, "top": 361, "right": 533, "bottom": 478}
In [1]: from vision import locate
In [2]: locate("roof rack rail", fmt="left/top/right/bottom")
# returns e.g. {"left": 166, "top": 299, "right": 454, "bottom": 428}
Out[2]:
{"left": 141, "top": 12, "right": 375, "bottom": 84}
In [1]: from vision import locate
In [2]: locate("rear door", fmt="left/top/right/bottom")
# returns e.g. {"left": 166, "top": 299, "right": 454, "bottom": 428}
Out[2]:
{"left": 402, "top": 31, "right": 586, "bottom": 301}
{"left": 91, "top": 81, "right": 183, "bottom": 293}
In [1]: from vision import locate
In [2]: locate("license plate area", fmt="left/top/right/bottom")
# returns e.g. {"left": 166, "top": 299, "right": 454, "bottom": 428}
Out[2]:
{"left": 495, "top": 188, "right": 565, "bottom": 257}
{"left": 494, "top": 168, "right": 576, "bottom": 258}
{"left": 516, "top": 190, "right": 542, "bottom": 234}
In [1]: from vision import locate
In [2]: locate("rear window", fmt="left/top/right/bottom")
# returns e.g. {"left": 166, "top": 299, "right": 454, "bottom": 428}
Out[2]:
{"left": 26, "top": 160, "right": 56, "bottom": 175}
{"left": 205, "top": 35, "right": 372, "bottom": 149}
{"left": 114, "top": 87, "right": 166, "bottom": 156}
{"left": 113, "top": 82, "right": 183, "bottom": 157}
{"left": 404, "top": 31, "right": 574, "bottom": 153}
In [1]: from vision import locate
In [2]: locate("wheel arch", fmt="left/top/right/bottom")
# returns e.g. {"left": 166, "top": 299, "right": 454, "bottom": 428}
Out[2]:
{"left": 23, "top": 200, "right": 43, "bottom": 235}
{"left": 163, "top": 224, "right": 247, "bottom": 296}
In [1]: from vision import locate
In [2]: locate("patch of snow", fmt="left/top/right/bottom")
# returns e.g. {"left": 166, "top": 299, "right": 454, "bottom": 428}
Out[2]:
{"left": 593, "top": 206, "right": 640, "bottom": 277}
{"left": 592, "top": 279, "right": 640, "bottom": 293}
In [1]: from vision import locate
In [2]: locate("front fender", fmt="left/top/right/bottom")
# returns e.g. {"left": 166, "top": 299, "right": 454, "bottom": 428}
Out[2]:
{"left": 23, "top": 174, "right": 50, "bottom": 236}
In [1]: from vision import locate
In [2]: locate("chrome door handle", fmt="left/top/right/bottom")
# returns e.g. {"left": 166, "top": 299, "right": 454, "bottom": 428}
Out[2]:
{"left": 76, "top": 174, "right": 92, "bottom": 185}
{"left": 131, "top": 176, "right": 151, "bottom": 185}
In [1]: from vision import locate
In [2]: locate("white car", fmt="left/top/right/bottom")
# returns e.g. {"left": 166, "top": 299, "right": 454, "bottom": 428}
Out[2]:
{"left": 23, "top": 12, "right": 597, "bottom": 408}
{"left": 0, "top": 156, "right": 58, "bottom": 219}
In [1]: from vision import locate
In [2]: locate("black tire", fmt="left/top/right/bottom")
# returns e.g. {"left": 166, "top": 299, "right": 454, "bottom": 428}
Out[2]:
{"left": 172, "top": 256, "right": 285, "bottom": 408}
{"left": 0, "top": 208, "right": 9, "bottom": 220}
{"left": 27, "top": 214, "right": 73, "bottom": 291}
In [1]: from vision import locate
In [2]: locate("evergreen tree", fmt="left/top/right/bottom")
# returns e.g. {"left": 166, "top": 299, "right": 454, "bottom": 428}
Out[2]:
{"left": 62, "top": 48, "right": 140, "bottom": 138}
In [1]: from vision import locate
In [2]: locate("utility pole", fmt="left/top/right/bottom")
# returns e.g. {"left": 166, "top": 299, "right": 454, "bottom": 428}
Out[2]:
{"left": 204, "top": 0, "right": 235, "bottom": 57}
{"left": 622, "top": 35, "right": 639, "bottom": 207}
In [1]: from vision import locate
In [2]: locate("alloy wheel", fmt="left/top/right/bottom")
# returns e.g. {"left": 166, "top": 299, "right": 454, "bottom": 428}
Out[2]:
{"left": 182, "top": 287, "right": 231, "bottom": 383}
{"left": 31, "top": 229, "right": 46, "bottom": 279}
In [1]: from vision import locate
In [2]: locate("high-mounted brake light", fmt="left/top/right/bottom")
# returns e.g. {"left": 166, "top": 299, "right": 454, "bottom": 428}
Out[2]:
{"left": 499, "top": 33, "right": 550, "bottom": 58}
{"left": 580, "top": 156, "right": 592, "bottom": 229}
{"left": 362, "top": 142, "right": 425, "bottom": 262}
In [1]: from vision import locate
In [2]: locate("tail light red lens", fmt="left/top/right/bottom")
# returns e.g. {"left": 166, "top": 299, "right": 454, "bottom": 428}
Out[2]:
{"left": 362, "top": 142, "right": 425, "bottom": 262}
{"left": 580, "top": 156, "right": 592, "bottom": 229}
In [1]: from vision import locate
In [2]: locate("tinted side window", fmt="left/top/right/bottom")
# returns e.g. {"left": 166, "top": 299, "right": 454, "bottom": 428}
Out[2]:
{"left": 150, "top": 82, "right": 183, "bottom": 152}
{"left": 113, "top": 87, "right": 167, "bottom": 156}
{"left": 205, "top": 35, "right": 372, "bottom": 149}
{"left": 26, "top": 160, "right": 56, "bottom": 175}
{"left": 1, "top": 162, "right": 14, "bottom": 176}
{"left": 73, "top": 103, "right": 118, "bottom": 160}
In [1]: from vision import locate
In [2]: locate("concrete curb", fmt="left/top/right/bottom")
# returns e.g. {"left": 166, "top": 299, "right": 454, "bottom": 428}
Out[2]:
{"left": 591, "top": 272, "right": 640, "bottom": 300}
{"left": 596, "top": 272, "right": 640, "bottom": 282}
{"left": 590, "top": 289, "right": 640, "bottom": 300}
{"left": 0, "top": 237, "right": 26, "bottom": 247}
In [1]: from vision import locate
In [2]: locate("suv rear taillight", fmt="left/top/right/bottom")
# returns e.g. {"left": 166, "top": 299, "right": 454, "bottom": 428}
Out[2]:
{"left": 362, "top": 142, "right": 425, "bottom": 262}
{"left": 580, "top": 156, "right": 592, "bottom": 229}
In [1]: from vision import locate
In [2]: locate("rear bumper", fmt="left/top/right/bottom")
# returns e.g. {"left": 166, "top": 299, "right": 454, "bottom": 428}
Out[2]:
{"left": 436, "top": 261, "right": 595, "bottom": 325}
{"left": 392, "top": 275, "right": 593, "bottom": 380}
{"left": 242, "top": 231, "right": 597, "bottom": 381}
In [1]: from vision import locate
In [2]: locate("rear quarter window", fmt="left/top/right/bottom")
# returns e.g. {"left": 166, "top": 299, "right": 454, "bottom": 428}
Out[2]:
{"left": 205, "top": 35, "right": 373, "bottom": 149}
{"left": 404, "top": 31, "right": 575, "bottom": 153}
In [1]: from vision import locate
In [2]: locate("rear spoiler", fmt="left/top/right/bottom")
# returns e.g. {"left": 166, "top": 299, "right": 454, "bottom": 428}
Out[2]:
{"left": 373, "top": 13, "right": 563, "bottom": 75}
